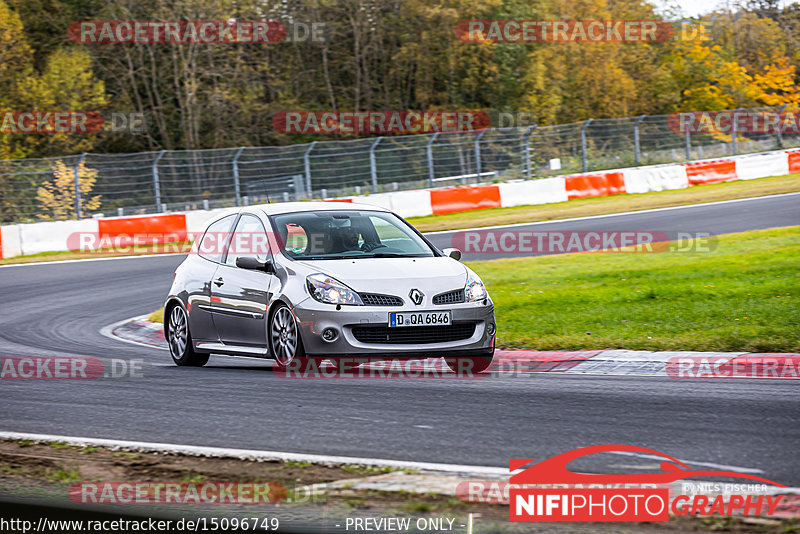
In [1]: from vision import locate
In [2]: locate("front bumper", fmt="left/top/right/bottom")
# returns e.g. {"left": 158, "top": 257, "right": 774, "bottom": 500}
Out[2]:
{"left": 292, "top": 297, "right": 496, "bottom": 358}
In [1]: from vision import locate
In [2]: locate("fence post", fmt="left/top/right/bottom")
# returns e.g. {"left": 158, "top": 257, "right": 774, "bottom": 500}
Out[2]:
{"left": 369, "top": 137, "right": 382, "bottom": 193}
{"left": 776, "top": 105, "right": 787, "bottom": 149}
{"left": 475, "top": 129, "right": 487, "bottom": 182}
{"left": 152, "top": 150, "right": 165, "bottom": 213}
{"left": 522, "top": 125, "right": 537, "bottom": 179}
{"left": 581, "top": 119, "right": 593, "bottom": 172}
{"left": 303, "top": 142, "right": 316, "bottom": 198}
{"left": 731, "top": 108, "right": 742, "bottom": 156}
{"left": 232, "top": 147, "right": 244, "bottom": 207}
{"left": 426, "top": 133, "right": 439, "bottom": 188}
{"left": 684, "top": 127, "right": 691, "bottom": 160}
{"left": 634, "top": 115, "right": 646, "bottom": 166}
{"left": 73, "top": 153, "right": 87, "bottom": 219}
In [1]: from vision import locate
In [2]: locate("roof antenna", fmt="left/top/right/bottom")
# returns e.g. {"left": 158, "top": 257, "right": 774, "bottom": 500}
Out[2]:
{"left": 265, "top": 188, "right": 271, "bottom": 204}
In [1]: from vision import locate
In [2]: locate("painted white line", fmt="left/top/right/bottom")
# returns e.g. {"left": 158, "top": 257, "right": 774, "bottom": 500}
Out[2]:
{"left": 425, "top": 191, "right": 800, "bottom": 235}
{"left": 0, "top": 252, "right": 186, "bottom": 268}
{"left": 606, "top": 451, "right": 765, "bottom": 474}
{"left": 0, "top": 431, "right": 507, "bottom": 476}
{"left": 99, "top": 314, "right": 169, "bottom": 351}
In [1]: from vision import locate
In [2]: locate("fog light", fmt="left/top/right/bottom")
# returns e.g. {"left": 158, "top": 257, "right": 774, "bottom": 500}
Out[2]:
{"left": 487, "top": 322, "right": 496, "bottom": 336}
{"left": 322, "top": 328, "right": 338, "bottom": 342}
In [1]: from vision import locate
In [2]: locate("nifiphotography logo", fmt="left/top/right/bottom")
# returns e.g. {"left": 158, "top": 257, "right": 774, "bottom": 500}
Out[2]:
{"left": 507, "top": 445, "right": 787, "bottom": 522}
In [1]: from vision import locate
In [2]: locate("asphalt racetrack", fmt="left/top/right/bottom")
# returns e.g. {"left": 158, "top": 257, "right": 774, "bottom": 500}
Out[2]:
{"left": 1, "top": 194, "right": 798, "bottom": 484}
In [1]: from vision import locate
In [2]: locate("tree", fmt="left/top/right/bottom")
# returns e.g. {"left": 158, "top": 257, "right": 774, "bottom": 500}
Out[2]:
{"left": 36, "top": 159, "right": 100, "bottom": 220}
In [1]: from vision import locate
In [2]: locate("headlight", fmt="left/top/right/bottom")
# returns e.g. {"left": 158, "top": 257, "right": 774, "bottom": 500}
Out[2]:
{"left": 306, "top": 273, "right": 363, "bottom": 305}
{"left": 465, "top": 273, "right": 488, "bottom": 301}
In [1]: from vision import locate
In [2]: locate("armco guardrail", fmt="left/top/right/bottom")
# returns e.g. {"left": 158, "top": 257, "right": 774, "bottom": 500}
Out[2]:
{"left": 1, "top": 106, "right": 799, "bottom": 224}
{"left": 1, "top": 149, "right": 796, "bottom": 260}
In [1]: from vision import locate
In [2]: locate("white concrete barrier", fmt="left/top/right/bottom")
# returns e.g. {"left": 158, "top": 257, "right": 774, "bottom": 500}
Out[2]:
{"left": 623, "top": 165, "right": 689, "bottom": 193}
{"left": 735, "top": 152, "right": 789, "bottom": 180}
{"left": 19, "top": 219, "right": 99, "bottom": 256}
{"left": 1, "top": 225, "right": 22, "bottom": 259}
{"left": 498, "top": 177, "right": 567, "bottom": 207}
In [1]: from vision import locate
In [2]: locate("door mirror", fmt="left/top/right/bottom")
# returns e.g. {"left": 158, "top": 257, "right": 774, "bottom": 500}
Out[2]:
{"left": 236, "top": 256, "right": 275, "bottom": 273}
{"left": 443, "top": 248, "right": 462, "bottom": 261}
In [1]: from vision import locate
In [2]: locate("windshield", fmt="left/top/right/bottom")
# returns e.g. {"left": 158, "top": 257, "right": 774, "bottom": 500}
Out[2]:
{"left": 271, "top": 210, "right": 435, "bottom": 260}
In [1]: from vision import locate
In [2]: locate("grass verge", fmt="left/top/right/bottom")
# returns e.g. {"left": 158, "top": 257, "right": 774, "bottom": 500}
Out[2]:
{"left": 471, "top": 226, "right": 799, "bottom": 352}
{"left": 407, "top": 173, "right": 800, "bottom": 232}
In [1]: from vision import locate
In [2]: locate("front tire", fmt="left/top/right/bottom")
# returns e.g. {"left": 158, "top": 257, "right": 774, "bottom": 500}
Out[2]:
{"left": 166, "top": 304, "right": 209, "bottom": 367}
{"left": 269, "top": 304, "right": 306, "bottom": 368}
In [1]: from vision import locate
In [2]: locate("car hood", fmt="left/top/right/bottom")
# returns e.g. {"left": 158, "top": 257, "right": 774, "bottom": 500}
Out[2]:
{"left": 294, "top": 257, "right": 468, "bottom": 299}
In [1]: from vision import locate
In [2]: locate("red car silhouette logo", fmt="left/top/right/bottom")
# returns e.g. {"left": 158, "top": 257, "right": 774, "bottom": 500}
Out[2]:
{"left": 510, "top": 444, "right": 785, "bottom": 487}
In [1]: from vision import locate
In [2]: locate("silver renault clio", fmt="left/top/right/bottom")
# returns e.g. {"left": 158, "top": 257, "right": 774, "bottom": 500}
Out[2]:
{"left": 164, "top": 202, "right": 495, "bottom": 373}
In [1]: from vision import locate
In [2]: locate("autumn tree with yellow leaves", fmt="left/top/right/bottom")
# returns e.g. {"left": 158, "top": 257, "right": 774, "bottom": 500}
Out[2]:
{"left": 36, "top": 159, "right": 101, "bottom": 220}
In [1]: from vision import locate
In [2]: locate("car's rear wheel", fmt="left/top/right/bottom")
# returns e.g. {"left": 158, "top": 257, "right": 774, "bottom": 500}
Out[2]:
{"left": 270, "top": 304, "right": 306, "bottom": 368}
{"left": 444, "top": 354, "right": 493, "bottom": 375}
{"left": 167, "top": 304, "right": 209, "bottom": 367}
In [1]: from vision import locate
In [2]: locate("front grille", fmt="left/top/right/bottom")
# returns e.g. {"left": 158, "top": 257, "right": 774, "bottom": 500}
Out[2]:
{"left": 351, "top": 323, "right": 476, "bottom": 344}
{"left": 433, "top": 289, "right": 465, "bottom": 305}
{"left": 359, "top": 293, "right": 404, "bottom": 306}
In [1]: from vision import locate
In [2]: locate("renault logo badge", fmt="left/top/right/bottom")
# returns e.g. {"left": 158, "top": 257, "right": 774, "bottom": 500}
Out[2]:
{"left": 409, "top": 289, "right": 424, "bottom": 306}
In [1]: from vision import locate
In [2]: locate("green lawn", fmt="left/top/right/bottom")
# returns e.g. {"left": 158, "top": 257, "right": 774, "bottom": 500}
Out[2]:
{"left": 470, "top": 227, "right": 800, "bottom": 352}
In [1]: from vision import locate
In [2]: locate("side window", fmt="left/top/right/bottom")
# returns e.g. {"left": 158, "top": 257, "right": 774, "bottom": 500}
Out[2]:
{"left": 198, "top": 215, "right": 236, "bottom": 263}
{"left": 226, "top": 214, "right": 271, "bottom": 266}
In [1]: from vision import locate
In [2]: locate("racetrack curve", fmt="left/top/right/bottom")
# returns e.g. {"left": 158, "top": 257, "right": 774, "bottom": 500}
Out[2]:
{"left": 1, "top": 195, "right": 798, "bottom": 484}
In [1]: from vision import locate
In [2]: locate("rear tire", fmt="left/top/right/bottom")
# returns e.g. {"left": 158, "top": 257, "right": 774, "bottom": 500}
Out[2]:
{"left": 444, "top": 354, "right": 493, "bottom": 375}
{"left": 166, "top": 304, "right": 209, "bottom": 367}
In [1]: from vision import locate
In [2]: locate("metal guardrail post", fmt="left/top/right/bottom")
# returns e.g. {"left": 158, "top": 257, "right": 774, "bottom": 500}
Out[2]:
{"left": 426, "top": 133, "right": 439, "bottom": 188}
{"left": 522, "top": 125, "right": 537, "bottom": 179}
{"left": 303, "top": 142, "right": 316, "bottom": 198}
{"left": 581, "top": 119, "right": 593, "bottom": 172}
{"left": 475, "top": 129, "right": 488, "bottom": 182}
{"left": 152, "top": 150, "right": 166, "bottom": 213}
{"left": 369, "top": 137, "right": 382, "bottom": 193}
{"left": 232, "top": 147, "right": 244, "bottom": 207}
{"left": 73, "top": 153, "right": 87, "bottom": 219}
{"left": 634, "top": 115, "right": 646, "bottom": 166}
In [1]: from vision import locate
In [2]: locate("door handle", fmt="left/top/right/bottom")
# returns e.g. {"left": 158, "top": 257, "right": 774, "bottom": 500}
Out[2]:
{"left": 214, "top": 277, "right": 224, "bottom": 287}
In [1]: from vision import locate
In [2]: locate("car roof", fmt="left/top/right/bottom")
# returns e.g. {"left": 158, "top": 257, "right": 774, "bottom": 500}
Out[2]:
{"left": 251, "top": 201, "right": 391, "bottom": 216}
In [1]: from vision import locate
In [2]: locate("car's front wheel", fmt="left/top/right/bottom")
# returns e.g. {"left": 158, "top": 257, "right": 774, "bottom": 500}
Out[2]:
{"left": 269, "top": 304, "right": 306, "bottom": 368}
{"left": 166, "top": 304, "right": 209, "bottom": 367}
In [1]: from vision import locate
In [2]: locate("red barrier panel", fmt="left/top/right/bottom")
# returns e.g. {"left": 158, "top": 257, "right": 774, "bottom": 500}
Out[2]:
{"left": 565, "top": 172, "right": 625, "bottom": 199}
{"left": 430, "top": 185, "right": 501, "bottom": 215}
{"left": 98, "top": 214, "right": 187, "bottom": 247}
{"left": 788, "top": 151, "right": 800, "bottom": 174}
{"left": 684, "top": 159, "right": 737, "bottom": 185}
{"left": 324, "top": 198, "right": 353, "bottom": 203}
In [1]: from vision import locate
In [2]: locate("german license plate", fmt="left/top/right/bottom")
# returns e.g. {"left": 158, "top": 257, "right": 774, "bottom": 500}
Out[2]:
{"left": 389, "top": 311, "right": 451, "bottom": 327}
